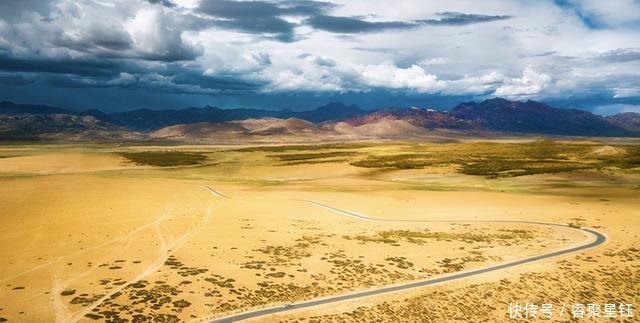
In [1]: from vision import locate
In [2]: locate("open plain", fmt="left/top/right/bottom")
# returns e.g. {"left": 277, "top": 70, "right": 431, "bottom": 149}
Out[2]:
{"left": 0, "top": 139, "right": 638, "bottom": 323}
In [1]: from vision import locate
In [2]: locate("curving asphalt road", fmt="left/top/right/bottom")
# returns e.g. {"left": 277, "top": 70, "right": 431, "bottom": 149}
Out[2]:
{"left": 204, "top": 185, "right": 230, "bottom": 198}
{"left": 209, "top": 199, "right": 607, "bottom": 323}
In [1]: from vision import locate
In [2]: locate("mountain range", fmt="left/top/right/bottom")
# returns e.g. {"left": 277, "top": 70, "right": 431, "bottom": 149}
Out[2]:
{"left": 1, "top": 98, "right": 639, "bottom": 141}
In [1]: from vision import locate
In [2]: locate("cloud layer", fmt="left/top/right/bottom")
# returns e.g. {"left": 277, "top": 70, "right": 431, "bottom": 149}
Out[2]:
{"left": 0, "top": 0, "right": 638, "bottom": 113}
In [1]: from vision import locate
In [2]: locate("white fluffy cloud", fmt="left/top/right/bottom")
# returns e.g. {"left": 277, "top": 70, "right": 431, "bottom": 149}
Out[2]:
{"left": 493, "top": 67, "right": 551, "bottom": 98}
{"left": 358, "top": 63, "right": 443, "bottom": 92}
{"left": 418, "top": 57, "right": 448, "bottom": 66}
{"left": 189, "top": 0, "right": 639, "bottom": 100}
{"left": 126, "top": 6, "right": 203, "bottom": 61}
{"left": 261, "top": 56, "right": 550, "bottom": 98}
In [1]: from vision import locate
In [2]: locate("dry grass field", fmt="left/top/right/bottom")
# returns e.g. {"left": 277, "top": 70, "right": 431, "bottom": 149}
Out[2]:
{"left": 0, "top": 139, "right": 638, "bottom": 323}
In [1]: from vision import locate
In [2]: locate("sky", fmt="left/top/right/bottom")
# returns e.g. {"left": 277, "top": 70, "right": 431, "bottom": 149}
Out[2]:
{"left": 0, "top": 0, "right": 639, "bottom": 114}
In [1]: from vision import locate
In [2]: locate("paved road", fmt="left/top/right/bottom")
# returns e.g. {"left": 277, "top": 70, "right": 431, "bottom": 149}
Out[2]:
{"left": 204, "top": 185, "right": 230, "bottom": 198}
{"left": 210, "top": 200, "right": 607, "bottom": 323}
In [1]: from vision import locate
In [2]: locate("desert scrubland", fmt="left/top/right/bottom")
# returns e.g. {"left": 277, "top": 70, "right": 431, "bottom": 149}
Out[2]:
{"left": 0, "top": 139, "right": 638, "bottom": 322}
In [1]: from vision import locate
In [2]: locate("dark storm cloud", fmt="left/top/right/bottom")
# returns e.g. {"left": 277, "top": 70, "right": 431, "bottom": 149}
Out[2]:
{"left": 212, "top": 17, "right": 297, "bottom": 42}
{"left": 30, "top": 67, "right": 263, "bottom": 95}
{"left": 161, "top": 63, "right": 266, "bottom": 92}
{"left": 0, "top": 74, "right": 34, "bottom": 86}
{"left": 0, "top": 55, "right": 122, "bottom": 77}
{"left": 305, "top": 15, "right": 413, "bottom": 33}
{"left": 352, "top": 47, "right": 404, "bottom": 55}
{"left": 523, "top": 51, "right": 558, "bottom": 58}
{"left": 45, "top": 75, "right": 121, "bottom": 89}
{"left": 196, "top": 0, "right": 511, "bottom": 38}
{"left": 418, "top": 12, "right": 512, "bottom": 26}
{"left": 0, "top": 49, "right": 260, "bottom": 96}
{"left": 313, "top": 56, "right": 335, "bottom": 67}
{"left": 147, "top": 0, "right": 176, "bottom": 7}
{"left": 52, "top": 27, "right": 135, "bottom": 52}
{"left": 197, "top": 0, "right": 334, "bottom": 18}
{"left": 172, "top": 72, "right": 264, "bottom": 92}
{"left": 0, "top": 0, "right": 55, "bottom": 22}
{"left": 596, "top": 48, "right": 640, "bottom": 63}
{"left": 136, "top": 46, "right": 202, "bottom": 62}
{"left": 197, "top": 0, "right": 335, "bottom": 42}
{"left": 306, "top": 12, "right": 511, "bottom": 34}
{"left": 252, "top": 53, "right": 272, "bottom": 66}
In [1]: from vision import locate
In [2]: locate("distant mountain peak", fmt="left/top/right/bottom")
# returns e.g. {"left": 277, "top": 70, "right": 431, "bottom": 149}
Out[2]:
{"left": 451, "top": 98, "right": 630, "bottom": 136}
{"left": 606, "top": 112, "right": 640, "bottom": 132}
{"left": 316, "top": 102, "right": 361, "bottom": 111}
{"left": 1, "top": 99, "right": 638, "bottom": 139}
{"left": 484, "top": 97, "right": 511, "bottom": 104}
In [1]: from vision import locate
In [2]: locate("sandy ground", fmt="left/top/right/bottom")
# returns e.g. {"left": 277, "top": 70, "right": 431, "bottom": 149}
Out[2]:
{"left": 249, "top": 188, "right": 639, "bottom": 322}
{"left": 0, "top": 142, "right": 638, "bottom": 323}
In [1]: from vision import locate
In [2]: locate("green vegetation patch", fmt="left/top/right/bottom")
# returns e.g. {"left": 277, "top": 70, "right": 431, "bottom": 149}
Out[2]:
{"left": 349, "top": 140, "right": 640, "bottom": 178}
{"left": 117, "top": 151, "right": 207, "bottom": 166}
{"left": 267, "top": 151, "right": 359, "bottom": 165}
{"left": 460, "top": 159, "right": 594, "bottom": 178}
{"left": 350, "top": 153, "right": 438, "bottom": 169}
{"left": 344, "top": 229, "right": 534, "bottom": 245}
{"left": 269, "top": 151, "right": 359, "bottom": 162}
{"left": 282, "top": 158, "right": 351, "bottom": 166}
{"left": 0, "top": 154, "right": 27, "bottom": 159}
{"left": 599, "top": 145, "right": 640, "bottom": 168}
